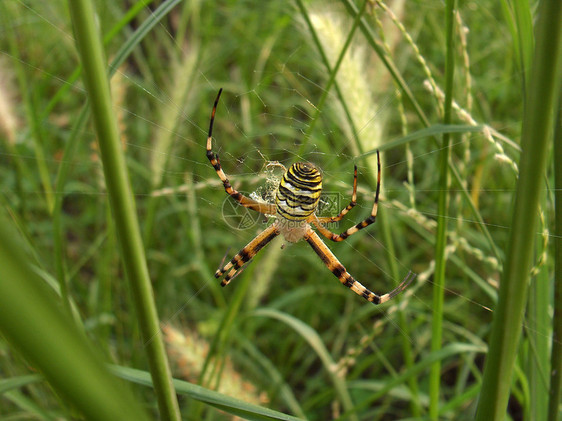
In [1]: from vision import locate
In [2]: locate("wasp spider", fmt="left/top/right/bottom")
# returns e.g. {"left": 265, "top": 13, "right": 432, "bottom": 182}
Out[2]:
{"left": 206, "top": 89, "right": 415, "bottom": 304}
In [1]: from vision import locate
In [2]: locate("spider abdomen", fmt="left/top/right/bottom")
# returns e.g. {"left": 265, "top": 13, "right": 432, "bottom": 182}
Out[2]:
{"left": 275, "top": 162, "right": 322, "bottom": 221}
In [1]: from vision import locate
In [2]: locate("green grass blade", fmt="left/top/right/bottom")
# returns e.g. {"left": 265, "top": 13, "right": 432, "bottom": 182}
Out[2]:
{"left": 475, "top": 0, "right": 562, "bottom": 419}
{"left": 380, "top": 207, "right": 421, "bottom": 416}
{"left": 49, "top": 0, "right": 173, "bottom": 303}
{"left": 240, "top": 339, "right": 307, "bottom": 419}
{"left": 108, "top": 0, "right": 184, "bottom": 78}
{"left": 42, "top": 0, "right": 155, "bottom": 119}
{"left": 527, "top": 263, "right": 550, "bottom": 420}
{"left": 500, "top": 0, "right": 534, "bottom": 92}
{"left": 0, "top": 375, "right": 42, "bottom": 395}
{"left": 5, "top": 17, "right": 54, "bottom": 213}
{"left": 358, "top": 124, "right": 485, "bottom": 154}
{"left": 112, "top": 365, "right": 305, "bottom": 421}
{"left": 253, "top": 308, "right": 358, "bottom": 421}
{"left": 67, "top": 1, "right": 180, "bottom": 419}
{"left": 0, "top": 217, "right": 149, "bottom": 420}
{"left": 549, "top": 88, "right": 562, "bottom": 421}
{"left": 52, "top": 105, "right": 90, "bottom": 316}
{"left": 4, "top": 389, "right": 59, "bottom": 421}
{"left": 429, "top": 1, "right": 456, "bottom": 417}
{"left": 349, "top": 343, "right": 485, "bottom": 416}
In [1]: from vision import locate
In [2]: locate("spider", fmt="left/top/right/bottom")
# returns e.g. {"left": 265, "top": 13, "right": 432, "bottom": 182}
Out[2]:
{"left": 206, "top": 89, "right": 415, "bottom": 304}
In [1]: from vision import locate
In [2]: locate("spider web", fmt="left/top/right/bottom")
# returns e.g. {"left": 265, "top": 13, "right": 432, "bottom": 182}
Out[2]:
{"left": 1, "top": 1, "right": 554, "bottom": 358}
{"left": 127, "top": 12, "right": 526, "bottom": 347}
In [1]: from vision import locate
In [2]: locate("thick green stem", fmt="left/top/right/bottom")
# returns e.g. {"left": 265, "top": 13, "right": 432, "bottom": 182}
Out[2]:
{"left": 475, "top": 0, "right": 562, "bottom": 419}
{"left": 429, "top": 0, "right": 456, "bottom": 418}
{"left": 68, "top": 1, "right": 181, "bottom": 419}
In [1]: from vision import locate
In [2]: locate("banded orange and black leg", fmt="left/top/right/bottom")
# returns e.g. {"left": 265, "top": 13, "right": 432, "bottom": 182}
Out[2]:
{"left": 316, "top": 165, "right": 358, "bottom": 224}
{"left": 313, "top": 150, "right": 381, "bottom": 242}
{"left": 304, "top": 227, "right": 415, "bottom": 304}
{"left": 215, "top": 224, "right": 280, "bottom": 286}
{"left": 207, "top": 89, "right": 276, "bottom": 215}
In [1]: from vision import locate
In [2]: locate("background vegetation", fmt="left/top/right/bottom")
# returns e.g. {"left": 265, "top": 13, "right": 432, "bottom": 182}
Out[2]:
{"left": 0, "top": 0, "right": 560, "bottom": 420}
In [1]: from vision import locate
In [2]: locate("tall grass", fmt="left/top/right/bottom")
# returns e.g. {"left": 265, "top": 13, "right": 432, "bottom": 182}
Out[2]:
{"left": 551, "top": 85, "right": 562, "bottom": 421}
{"left": 429, "top": 0, "right": 456, "bottom": 418}
{"left": 68, "top": 1, "right": 181, "bottom": 418}
{"left": 475, "top": 0, "right": 562, "bottom": 418}
{"left": 0, "top": 0, "right": 560, "bottom": 419}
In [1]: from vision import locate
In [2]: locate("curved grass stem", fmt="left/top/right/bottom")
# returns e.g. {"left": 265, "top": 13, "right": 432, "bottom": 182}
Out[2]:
{"left": 68, "top": 1, "right": 180, "bottom": 419}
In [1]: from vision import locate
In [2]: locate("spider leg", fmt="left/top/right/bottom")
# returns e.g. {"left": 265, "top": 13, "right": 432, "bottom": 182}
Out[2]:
{"left": 215, "top": 224, "right": 280, "bottom": 286}
{"left": 313, "top": 150, "right": 381, "bottom": 242}
{"left": 304, "top": 227, "right": 414, "bottom": 304}
{"left": 207, "top": 89, "right": 277, "bottom": 215}
{"left": 316, "top": 165, "right": 358, "bottom": 223}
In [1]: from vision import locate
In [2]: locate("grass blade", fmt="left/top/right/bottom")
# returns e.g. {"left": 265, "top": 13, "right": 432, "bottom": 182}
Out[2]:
{"left": 0, "top": 218, "right": 149, "bottom": 420}
{"left": 0, "top": 375, "right": 42, "bottom": 395}
{"left": 112, "top": 365, "right": 304, "bottom": 421}
{"left": 549, "top": 88, "right": 562, "bottom": 421}
{"left": 107, "top": 0, "right": 184, "bottom": 78}
{"left": 67, "top": 1, "right": 180, "bottom": 419}
{"left": 475, "top": 0, "right": 562, "bottom": 419}
{"left": 254, "top": 308, "right": 358, "bottom": 421}
{"left": 429, "top": 0, "right": 456, "bottom": 417}
{"left": 349, "top": 343, "right": 485, "bottom": 415}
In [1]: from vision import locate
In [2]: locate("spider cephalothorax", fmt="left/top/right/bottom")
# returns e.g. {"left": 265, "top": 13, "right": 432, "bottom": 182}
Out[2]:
{"left": 206, "top": 88, "right": 415, "bottom": 304}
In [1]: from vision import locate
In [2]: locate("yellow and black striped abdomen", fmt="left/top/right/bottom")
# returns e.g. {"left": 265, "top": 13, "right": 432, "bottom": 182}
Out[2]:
{"left": 275, "top": 162, "right": 322, "bottom": 220}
